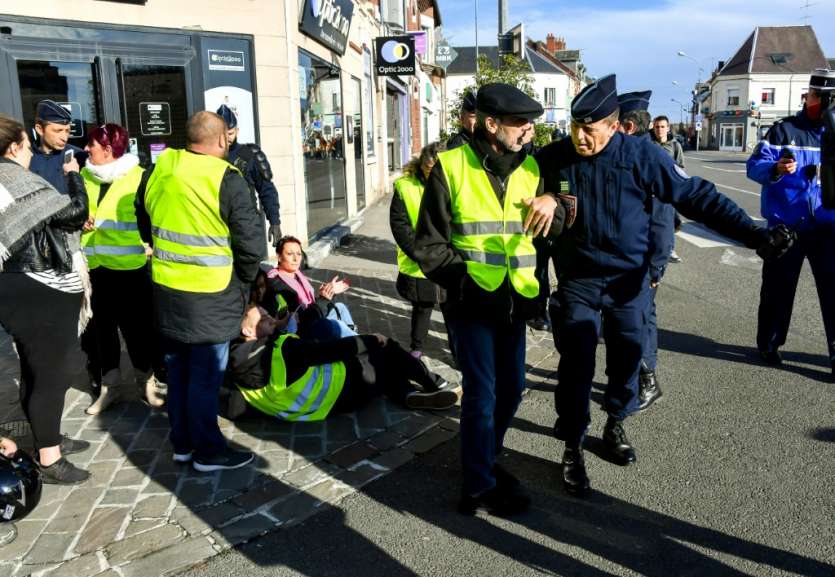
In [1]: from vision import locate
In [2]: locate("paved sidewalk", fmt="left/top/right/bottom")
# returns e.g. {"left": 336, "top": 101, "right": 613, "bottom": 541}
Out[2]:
{"left": 0, "top": 196, "right": 558, "bottom": 577}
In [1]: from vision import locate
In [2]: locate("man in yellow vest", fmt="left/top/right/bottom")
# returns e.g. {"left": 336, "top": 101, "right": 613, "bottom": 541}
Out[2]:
{"left": 135, "top": 111, "right": 265, "bottom": 472}
{"left": 414, "top": 83, "right": 568, "bottom": 515}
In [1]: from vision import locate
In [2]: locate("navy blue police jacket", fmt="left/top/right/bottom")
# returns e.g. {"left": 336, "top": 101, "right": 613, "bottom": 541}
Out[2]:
{"left": 228, "top": 141, "right": 280, "bottom": 226}
{"left": 746, "top": 110, "right": 832, "bottom": 231}
{"left": 29, "top": 144, "right": 87, "bottom": 195}
{"left": 535, "top": 132, "right": 767, "bottom": 280}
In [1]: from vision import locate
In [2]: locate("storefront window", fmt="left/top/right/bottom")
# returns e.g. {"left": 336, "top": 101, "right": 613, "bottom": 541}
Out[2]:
{"left": 351, "top": 76, "right": 365, "bottom": 210}
{"left": 299, "top": 49, "right": 347, "bottom": 239}
{"left": 363, "top": 49, "right": 376, "bottom": 158}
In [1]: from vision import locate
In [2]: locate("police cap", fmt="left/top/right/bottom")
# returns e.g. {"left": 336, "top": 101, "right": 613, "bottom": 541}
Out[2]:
{"left": 216, "top": 104, "right": 238, "bottom": 129}
{"left": 476, "top": 83, "right": 543, "bottom": 120}
{"left": 461, "top": 90, "right": 477, "bottom": 112}
{"left": 36, "top": 100, "right": 72, "bottom": 125}
{"left": 571, "top": 74, "right": 618, "bottom": 124}
{"left": 617, "top": 90, "right": 652, "bottom": 114}
{"left": 809, "top": 69, "right": 835, "bottom": 91}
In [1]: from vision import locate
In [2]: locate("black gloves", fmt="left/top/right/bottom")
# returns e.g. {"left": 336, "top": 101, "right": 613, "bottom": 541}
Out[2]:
{"left": 756, "top": 224, "right": 795, "bottom": 260}
{"left": 269, "top": 223, "right": 283, "bottom": 247}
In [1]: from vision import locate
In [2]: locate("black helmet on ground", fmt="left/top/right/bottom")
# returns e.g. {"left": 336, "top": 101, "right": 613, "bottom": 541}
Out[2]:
{"left": 0, "top": 451, "right": 42, "bottom": 522}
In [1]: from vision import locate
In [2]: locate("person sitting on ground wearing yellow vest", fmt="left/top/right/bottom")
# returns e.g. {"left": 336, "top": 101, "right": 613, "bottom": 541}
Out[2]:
{"left": 390, "top": 141, "right": 455, "bottom": 361}
{"left": 414, "top": 83, "right": 570, "bottom": 516}
{"left": 225, "top": 305, "right": 459, "bottom": 421}
{"left": 135, "top": 111, "right": 265, "bottom": 473}
{"left": 79, "top": 123, "right": 164, "bottom": 415}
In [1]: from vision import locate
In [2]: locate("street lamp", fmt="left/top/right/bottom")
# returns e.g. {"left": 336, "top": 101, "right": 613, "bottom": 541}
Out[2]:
{"left": 671, "top": 98, "right": 687, "bottom": 126}
{"left": 678, "top": 50, "right": 706, "bottom": 150}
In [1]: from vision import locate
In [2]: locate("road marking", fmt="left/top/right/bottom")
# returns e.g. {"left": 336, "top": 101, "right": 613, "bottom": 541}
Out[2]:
{"left": 700, "top": 165, "right": 747, "bottom": 173}
{"left": 720, "top": 248, "right": 762, "bottom": 270}
{"left": 715, "top": 183, "right": 760, "bottom": 197}
{"left": 676, "top": 222, "right": 743, "bottom": 248}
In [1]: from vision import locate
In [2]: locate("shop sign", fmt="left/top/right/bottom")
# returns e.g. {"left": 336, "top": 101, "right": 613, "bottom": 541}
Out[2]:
{"left": 139, "top": 102, "right": 172, "bottom": 136}
{"left": 408, "top": 31, "right": 427, "bottom": 56}
{"left": 208, "top": 50, "right": 245, "bottom": 72}
{"left": 435, "top": 41, "right": 457, "bottom": 70}
{"left": 149, "top": 143, "right": 167, "bottom": 164}
{"left": 375, "top": 36, "right": 416, "bottom": 77}
{"left": 300, "top": 0, "right": 354, "bottom": 56}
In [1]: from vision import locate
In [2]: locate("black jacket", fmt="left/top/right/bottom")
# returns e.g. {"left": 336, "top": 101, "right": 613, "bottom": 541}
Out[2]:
{"left": 135, "top": 152, "right": 266, "bottom": 344}
{"left": 414, "top": 134, "right": 562, "bottom": 324}
{"left": 446, "top": 129, "right": 473, "bottom": 150}
{"left": 3, "top": 164, "right": 88, "bottom": 274}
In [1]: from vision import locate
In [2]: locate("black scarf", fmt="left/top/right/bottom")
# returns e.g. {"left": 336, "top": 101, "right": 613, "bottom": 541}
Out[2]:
{"left": 469, "top": 128, "right": 526, "bottom": 181}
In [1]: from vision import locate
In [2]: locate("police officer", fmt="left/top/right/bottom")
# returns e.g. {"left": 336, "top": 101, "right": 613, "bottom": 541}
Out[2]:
{"left": 617, "top": 90, "right": 667, "bottom": 411}
{"left": 747, "top": 69, "right": 835, "bottom": 378}
{"left": 216, "top": 105, "right": 282, "bottom": 248}
{"left": 415, "top": 83, "right": 566, "bottom": 515}
{"left": 29, "top": 100, "right": 87, "bottom": 194}
{"left": 446, "top": 90, "right": 477, "bottom": 150}
{"left": 536, "top": 74, "right": 792, "bottom": 497}
{"left": 135, "top": 111, "right": 265, "bottom": 472}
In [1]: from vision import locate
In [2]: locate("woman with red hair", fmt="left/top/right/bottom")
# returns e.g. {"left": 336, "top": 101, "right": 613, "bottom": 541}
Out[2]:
{"left": 80, "top": 124, "right": 163, "bottom": 414}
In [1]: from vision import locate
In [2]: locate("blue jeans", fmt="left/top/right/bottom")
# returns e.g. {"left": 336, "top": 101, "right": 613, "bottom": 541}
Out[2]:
{"left": 163, "top": 339, "right": 229, "bottom": 460}
{"left": 450, "top": 315, "right": 526, "bottom": 496}
{"left": 310, "top": 302, "right": 358, "bottom": 341}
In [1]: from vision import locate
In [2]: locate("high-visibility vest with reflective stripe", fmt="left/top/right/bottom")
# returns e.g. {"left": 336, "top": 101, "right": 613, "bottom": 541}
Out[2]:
{"left": 80, "top": 165, "right": 147, "bottom": 270}
{"left": 393, "top": 175, "right": 426, "bottom": 279}
{"left": 144, "top": 149, "right": 235, "bottom": 293}
{"left": 438, "top": 144, "right": 540, "bottom": 298}
{"left": 238, "top": 333, "right": 346, "bottom": 421}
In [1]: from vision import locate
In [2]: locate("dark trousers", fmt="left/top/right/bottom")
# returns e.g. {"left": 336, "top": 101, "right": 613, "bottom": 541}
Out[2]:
{"left": 81, "top": 266, "right": 157, "bottom": 381}
{"left": 0, "top": 274, "right": 83, "bottom": 449}
{"left": 163, "top": 339, "right": 229, "bottom": 459}
{"left": 554, "top": 272, "right": 648, "bottom": 445}
{"left": 533, "top": 238, "right": 550, "bottom": 318}
{"left": 450, "top": 315, "right": 526, "bottom": 496}
{"left": 409, "top": 302, "right": 434, "bottom": 352}
{"left": 642, "top": 283, "right": 659, "bottom": 371}
{"left": 757, "top": 226, "right": 835, "bottom": 361}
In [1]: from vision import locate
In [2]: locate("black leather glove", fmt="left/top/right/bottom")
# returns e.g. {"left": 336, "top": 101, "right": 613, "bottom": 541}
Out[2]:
{"left": 269, "top": 224, "right": 282, "bottom": 247}
{"left": 756, "top": 224, "right": 795, "bottom": 260}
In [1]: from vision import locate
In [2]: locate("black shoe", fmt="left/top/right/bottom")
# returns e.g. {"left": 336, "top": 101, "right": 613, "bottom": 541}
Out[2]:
{"left": 492, "top": 464, "right": 520, "bottom": 491}
{"left": 526, "top": 316, "right": 551, "bottom": 332}
{"left": 458, "top": 484, "right": 530, "bottom": 516}
{"left": 637, "top": 370, "right": 663, "bottom": 412}
{"left": 759, "top": 349, "right": 782, "bottom": 365}
{"left": 193, "top": 448, "right": 254, "bottom": 472}
{"left": 602, "top": 418, "right": 636, "bottom": 465}
{"left": 39, "top": 457, "right": 90, "bottom": 485}
{"left": 59, "top": 435, "right": 90, "bottom": 456}
{"left": 405, "top": 389, "right": 458, "bottom": 410}
{"left": 562, "top": 446, "right": 590, "bottom": 497}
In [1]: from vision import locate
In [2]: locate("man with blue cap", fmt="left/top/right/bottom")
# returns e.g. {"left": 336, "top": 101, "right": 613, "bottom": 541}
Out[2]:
{"left": 446, "top": 90, "right": 477, "bottom": 150}
{"left": 216, "top": 104, "right": 281, "bottom": 247}
{"left": 536, "top": 74, "right": 795, "bottom": 497}
{"left": 29, "top": 100, "right": 87, "bottom": 194}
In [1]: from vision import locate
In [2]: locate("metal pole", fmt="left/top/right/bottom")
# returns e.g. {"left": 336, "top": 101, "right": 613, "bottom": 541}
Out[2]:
{"left": 498, "top": 0, "right": 507, "bottom": 35}
{"left": 695, "top": 71, "right": 701, "bottom": 152}
{"left": 475, "top": 0, "right": 479, "bottom": 76}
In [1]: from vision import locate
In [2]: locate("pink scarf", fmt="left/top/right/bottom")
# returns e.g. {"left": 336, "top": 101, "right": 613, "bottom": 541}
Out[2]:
{"left": 269, "top": 267, "right": 316, "bottom": 308}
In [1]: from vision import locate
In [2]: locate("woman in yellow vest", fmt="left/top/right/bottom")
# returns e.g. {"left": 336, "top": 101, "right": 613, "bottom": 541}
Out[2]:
{"left": 79, "top": 124, "right": 163, "bottom": 415}
{"left": 390, "top": 142, "right": 453, "bottom": 360}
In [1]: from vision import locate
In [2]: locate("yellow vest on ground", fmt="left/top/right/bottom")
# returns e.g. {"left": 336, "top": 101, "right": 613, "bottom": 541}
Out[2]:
{"left": 393, "top": 174, "right": 426, "bottom": 279}
{"left": 144, "top": 149, "right": 235, "bottom": 293}
{"left": 80, "top": 165, "right": 147, "bottom": 270}
{"left": 238, "top": 333, "right": 346, "bottom": 421}
{"left": 437, "top": 143, "right": 540, "bottom": 298}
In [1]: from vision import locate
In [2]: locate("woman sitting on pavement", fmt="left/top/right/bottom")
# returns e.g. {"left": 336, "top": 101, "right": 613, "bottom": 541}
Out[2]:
{"left": 257, "top": 235, "right": 357, "bottom": 340}
{"left": 79, "top": 123, "right": 164, "bottom": 415}
{"left": 225, "top": 305, "right": 458, "bottom": 421}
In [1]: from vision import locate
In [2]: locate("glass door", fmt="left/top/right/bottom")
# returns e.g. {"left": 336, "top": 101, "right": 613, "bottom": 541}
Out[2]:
{"left": 351, "top": 76, "right": 365, "bottom": 210}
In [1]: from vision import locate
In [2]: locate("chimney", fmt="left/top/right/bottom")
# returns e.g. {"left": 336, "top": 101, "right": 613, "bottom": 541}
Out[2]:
{"left": 546, "top": 33, "right": 557, "bottom": 54}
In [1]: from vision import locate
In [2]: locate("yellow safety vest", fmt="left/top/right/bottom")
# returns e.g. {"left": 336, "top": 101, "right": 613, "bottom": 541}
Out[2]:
{"left": 144, "top": 149, "right": 235, "bottom": 293}
{"left": 437, "top": 143, "right": 540, "bottom": 298}
{"left": 238, "top": 333, "right": 346, "bottom": 421}
{"left": 80, "top": 165, "right": 147, "bottom": 270}
{"left": 393, "top": 174, "right": 426, "bottom": 279}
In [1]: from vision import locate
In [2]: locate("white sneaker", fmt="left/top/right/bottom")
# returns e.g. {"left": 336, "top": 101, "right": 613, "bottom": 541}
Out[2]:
{"left": 136, "top": 371, "right": 165, "bottom": 408}
{"left": 173, "top": 451, "right": 193, "bottom": 463}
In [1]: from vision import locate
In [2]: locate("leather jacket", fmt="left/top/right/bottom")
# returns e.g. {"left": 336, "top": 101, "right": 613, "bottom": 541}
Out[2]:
{"left": 3, "top": 171, "right": 88, "bottom": 273}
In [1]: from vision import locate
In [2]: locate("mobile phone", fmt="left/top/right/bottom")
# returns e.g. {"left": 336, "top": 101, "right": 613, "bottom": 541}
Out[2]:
{"left": 63, "top": 149, "right": 74, "bottom": 164}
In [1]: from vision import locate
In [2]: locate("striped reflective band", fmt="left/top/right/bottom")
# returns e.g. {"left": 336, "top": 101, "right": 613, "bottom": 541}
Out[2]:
{"left": 276, "top": 364, "right": 334, "bottom": 420}
{"left": 451, "top": 221, "right": 526, "bottom": 235}
{"left": 89, "top": 245, "right": 146, "bottom": 256}
{"left": 458, "top": 250, "right": 536, "bottom": 268}
{"left": 296, "top": 364, "right": 335, "bottom": 422}
{"left": 153, "top": 248, "right": 231, "bottom": 267}
{"left": 95, "top": 219, "right": 139, "bottom": 231}
{"left": 151, "top": 226, "right": 229, "bottom": 247}
{"left": 509, "top": 254, "right": 537, "bottom": 268}
{"left": 759, "top": 141, "right": 821, "bottom": 152}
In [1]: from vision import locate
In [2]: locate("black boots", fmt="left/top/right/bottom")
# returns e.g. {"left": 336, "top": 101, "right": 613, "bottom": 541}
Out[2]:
{"left": 602, "top": 417, "right": 636, "bottom": 465}
{"left": 458, "top": 465, "right": 529, "bottom": 516}
{"left": 561, "top": 446, "right": 590, "bottom": 497}
{"left": 638, "top": 368, "right": 663, "bottom": 412}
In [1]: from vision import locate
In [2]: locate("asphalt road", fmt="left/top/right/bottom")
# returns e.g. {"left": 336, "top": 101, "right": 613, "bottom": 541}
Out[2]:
{"left": 188, "top": 150, "right": 835, "bottom": 577}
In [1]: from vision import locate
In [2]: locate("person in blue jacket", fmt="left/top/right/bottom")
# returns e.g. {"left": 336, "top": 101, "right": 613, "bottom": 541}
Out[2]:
{"left": 616, "top": 90, "right": 668, "bottom": 412}
{"left": 746, "top": 69, "right": 835, "bottom": 378}
{"left": 217, "top": 105, "right": 282, "bottom": 248}
{"left": 535, "top": 74, "right": 793, "bottom": 497}
{"left": 28, "top": 100, "right": 87, "bottom": 194}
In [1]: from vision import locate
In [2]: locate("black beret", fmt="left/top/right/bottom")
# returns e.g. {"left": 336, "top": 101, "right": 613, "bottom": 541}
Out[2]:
{"left": 476, "top": 82, "right": 543, "bottom": 120}
{"left": 461, "top": 90, "right": 477, "bottom": 112}
{"left": 617, "top": 90, "right": 652, "bottom": 114}
{"left": 571, "top": 74, "right": 618, "bottom": 124}
{"left": 809, "top": 69, "right": 835, "bottom": 91}
{"left": 216, "top": 104, "right": 238, "bottom": 129}
{"left": 36, "top": 100, "right": 72, "bottom": 124}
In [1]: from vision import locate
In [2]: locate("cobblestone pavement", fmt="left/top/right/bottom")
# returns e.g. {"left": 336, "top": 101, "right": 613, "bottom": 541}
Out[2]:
{"left": 0, "top": 196, "right": 558, "bottom": 577}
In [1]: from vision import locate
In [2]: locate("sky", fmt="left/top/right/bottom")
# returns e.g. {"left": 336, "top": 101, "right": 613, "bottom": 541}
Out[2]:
{"left": 437, "top": 0, "right": 835, "bottom": 122}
